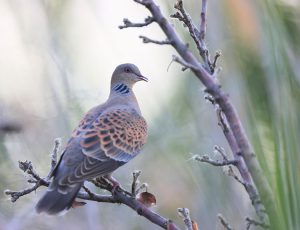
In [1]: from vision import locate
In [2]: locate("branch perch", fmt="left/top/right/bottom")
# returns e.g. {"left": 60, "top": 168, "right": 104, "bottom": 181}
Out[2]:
{"left": 5, "top": 140, "right": 183, "bottom": 230}
{"left": 119, "top": 0, "right": 274, "bottom": 226}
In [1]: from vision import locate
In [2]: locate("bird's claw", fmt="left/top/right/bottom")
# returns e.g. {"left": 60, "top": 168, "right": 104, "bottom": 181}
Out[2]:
{"left": 101, "top": 175, "right": 132, "bottom": 196}
{"left": 102, "top": 175, "right": 121, "bottom": 195}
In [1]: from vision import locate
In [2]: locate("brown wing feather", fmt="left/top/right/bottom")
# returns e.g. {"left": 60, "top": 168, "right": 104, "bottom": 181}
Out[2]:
{"left": 57, "top": 108, "right": 147, "bottom": 186}
{"left": 73, "top": 108, "right": 147, "bottom": 162}
{"left": 57, "top": 108, "right": 147, "bottom": 185}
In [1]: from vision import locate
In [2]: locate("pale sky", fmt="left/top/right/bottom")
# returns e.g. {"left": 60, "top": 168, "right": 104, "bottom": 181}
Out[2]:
{"left": 0, "top": 0, "right": 181, "bottom": 120}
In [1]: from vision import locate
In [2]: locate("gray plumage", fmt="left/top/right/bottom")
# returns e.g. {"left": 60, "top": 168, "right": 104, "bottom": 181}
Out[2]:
{"left": 36, "top": 63, "right": 148, "bottom": 215}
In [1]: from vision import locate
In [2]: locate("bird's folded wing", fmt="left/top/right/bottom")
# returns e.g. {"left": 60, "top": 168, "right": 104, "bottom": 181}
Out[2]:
{"left": 59, "top": 109, "right": 147, "bottom": 185}
{"left": 58, "top": 156, "right": 123, "bottom": 186}
{"left": 73, "top": 108, "right": 147, "bottom": 163}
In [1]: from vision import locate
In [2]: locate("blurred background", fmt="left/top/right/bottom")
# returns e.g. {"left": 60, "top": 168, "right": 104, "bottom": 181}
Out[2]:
{"left": 0, "top": 0, "right": 299, "bottom": 229}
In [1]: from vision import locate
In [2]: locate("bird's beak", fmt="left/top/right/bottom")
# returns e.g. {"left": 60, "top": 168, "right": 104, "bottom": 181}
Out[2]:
{"left": 136, "top": 73, "right": 149, "bottom": 82}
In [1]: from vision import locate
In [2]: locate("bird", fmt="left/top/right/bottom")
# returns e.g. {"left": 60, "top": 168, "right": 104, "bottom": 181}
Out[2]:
{"left": 36, "top": 63, "right": 148, "bottom": 215}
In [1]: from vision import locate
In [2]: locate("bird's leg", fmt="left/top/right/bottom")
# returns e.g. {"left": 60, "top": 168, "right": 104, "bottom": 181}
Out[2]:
{"left": 102, "top": 174, "right": 131, "bottom": 196}
{"left": 103, "top": 174, "right": 121, "bottom": 194}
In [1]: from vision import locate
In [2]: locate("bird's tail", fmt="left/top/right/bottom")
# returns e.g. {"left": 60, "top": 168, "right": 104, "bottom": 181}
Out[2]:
{"left": 35, "top": 180, "right": 83, "bottom": 215}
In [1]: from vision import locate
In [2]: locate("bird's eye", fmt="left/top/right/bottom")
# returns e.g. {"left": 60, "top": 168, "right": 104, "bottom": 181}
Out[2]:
{"left": 125, "top": 68, "right": 131, "bottom": 73}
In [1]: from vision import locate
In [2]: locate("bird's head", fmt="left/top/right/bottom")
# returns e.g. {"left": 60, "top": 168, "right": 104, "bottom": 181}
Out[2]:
{"left": 111, "top": 63, "right": 148, "bottom": 88}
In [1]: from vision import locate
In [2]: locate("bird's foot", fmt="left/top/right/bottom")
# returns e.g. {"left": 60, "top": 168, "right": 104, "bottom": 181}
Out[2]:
{"left": 102, "top": 175, "right": 131, "bottom": 196}
{"left": 106, "top": 175, "right": 121, "bottom": 194}
{"left": 103, "top": 175, "right": 121, "bottom": 194}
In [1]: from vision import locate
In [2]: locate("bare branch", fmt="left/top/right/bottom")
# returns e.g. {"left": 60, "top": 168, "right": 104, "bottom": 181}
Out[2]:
{"left": 214, "top": 145, "right": 228, "bottom": 161}
{"left": 218, "top": 214, "right": 234, "bottom": 230}
{"left": 119, "top": 16, "right": 154, "bottom": 29}
{"left": 78, "top": 187, "right": 116, "bottom": 203}
{"left": 199, "top": 0, "right": 207, "bottom": 40}
{"left": 193, "top": 154, "right": 237, "bottom": 166}
{"left": 132, "top": 170, "right": 142, "bottom": 196}
{"left": 217, "top": 107, "right": 230, "bottom": 133}
{"left": 204, "top": 94, "right": 216, "bottom": 104}
{"left": 136, "top": 183, "right": 148, "bottom": 195}
{"left": 172, "top": 55, "right": 201, "bottom": 71}
{"left": 212, "top": 51, "right": 221, "bottom": 70}
{"left": 178, "top": 208, "right": 193, "bottom": 230}
{"left": 18, "top": 160, "right": 43, "bottom": 182}
{"left": 5, "top": 141, "right": 182, "bottom": 230}
{"left": 246, "top": 217, "right": 270, "bottom": 230}
{"left": 47, "top": 138, "right": 60, "bottom": 180}
{"left": 226, "top": 166, "right": 246, "bottom": 187}
{"left": 5, "top": 161, "right": 49, "bottom": 202}
{"left": 171, "top": 0, "right": 211, "bottom": 72}
{"left": 5, "top": 180, "right": 47, "bottom": 202}
{"left": 124, "top": 0, "right": 274, "bottom": 226}
{"left": 170, "top": 12, "right": 185, "bottom": 24}
{"left": 139, "top": 35, "right": 172, "bottom": 45}
{"left": 193, "top": 145, "right": 238, "bottom": 167}
{"left": 205, "top": 94, "right": 269, "bottom": 224}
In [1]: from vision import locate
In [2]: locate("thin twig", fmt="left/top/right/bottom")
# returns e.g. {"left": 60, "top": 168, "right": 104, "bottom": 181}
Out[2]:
{"left": 199, "top": 0, "right": 207, "bottom": 40}
{"left": 226, "top": 166, "right": 246, "bottom": 186}
{"left": 132, "top": 170, "right": 141, "bottom": 196}
{"left": 178, "top": 208, "right": 193, "bottom": 230}
{"left": 193, "top": 145, "right": 238, "bottom": 167}
{"left": 171, "top": 0, "right": 212, "bottom": 72}
{"left": 136, "top": 183, "right": 148, "bottom": 195}
{"left": 172, "top": 55, "right": 200, "bottom": 71}
{"left": 119, "top": 16, "right": 154, "bottom": 29}
{"left": 193, "top": 154, "right": 237, "bottom": 166}
{"left": 217, "top": 214, "right": 234, "bottom": 230}
{"left": 139, "top": 35, "right": 172, "bottom": 45}
{"left": 212, "top": 51, "right": 221, "bottom": 70}
{"left": 217, "top": 108, "right": 230, "bottom": 133}
{"left": 214, "top": 145, "right": 228, "bottom": 161}
{"left": 18, "top": 160, "right": 42, "bottom": 182}
{"left": 5, "top": 160, "right": 49, "bottom": 202}
{"left": 5, "top": 179, "right": 47, "bottom": 202}
{"left": 47, "top": 138, "right": 60, "bottom": 179}
{"left": 246, "top": 217, "right": 270, "bottom": 230}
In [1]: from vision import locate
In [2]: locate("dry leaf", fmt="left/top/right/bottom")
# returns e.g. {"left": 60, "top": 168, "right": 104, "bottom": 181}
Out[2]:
{"left": 192, "top": 220, "right": 199, "bottom": 230}
{"left": 137, "top": 192, "right": 156, "bottom": 207}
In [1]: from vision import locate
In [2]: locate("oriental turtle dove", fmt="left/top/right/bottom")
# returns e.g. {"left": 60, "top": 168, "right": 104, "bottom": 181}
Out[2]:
{"left": 36, "top": 63, "right": 148, "bottom": 215}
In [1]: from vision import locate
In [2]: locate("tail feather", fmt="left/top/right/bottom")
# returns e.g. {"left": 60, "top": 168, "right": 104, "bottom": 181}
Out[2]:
{"left": 35, "top": 182, "right": 83, "bottom": 215}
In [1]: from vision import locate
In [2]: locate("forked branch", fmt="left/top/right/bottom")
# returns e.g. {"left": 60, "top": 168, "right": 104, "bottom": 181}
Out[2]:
{"left": 119, "top": 0, "right": 273, "bottom": 227}
{"left": 5, "top": 140, "right": 185, "bottom": 230}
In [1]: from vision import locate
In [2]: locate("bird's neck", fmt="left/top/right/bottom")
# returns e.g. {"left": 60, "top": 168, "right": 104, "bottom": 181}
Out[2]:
{"left": 108, "top": 83, "right": 141, "bottom": 114}
{"left": 111, "top": 83, "right": 131, "bottom": 95}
